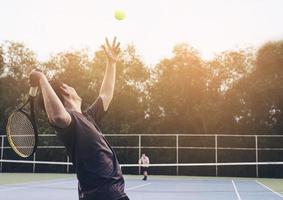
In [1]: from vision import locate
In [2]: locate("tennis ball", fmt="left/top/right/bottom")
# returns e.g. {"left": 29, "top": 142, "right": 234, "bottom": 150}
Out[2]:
{"left": 114, "top": 10, "right": 125, "bottom": 20}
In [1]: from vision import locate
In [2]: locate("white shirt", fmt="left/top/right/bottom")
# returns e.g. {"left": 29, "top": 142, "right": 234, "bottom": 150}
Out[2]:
{"left": 138, "top": 155, "right": 150, "bottom": 167}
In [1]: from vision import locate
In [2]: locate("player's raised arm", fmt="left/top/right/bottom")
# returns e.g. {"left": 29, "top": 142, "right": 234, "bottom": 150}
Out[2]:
{"left": 29, "top": 70, "right": 71, "bottom": 128}
{"left": 99, "top": 37, "right": 120, "bottom": 111}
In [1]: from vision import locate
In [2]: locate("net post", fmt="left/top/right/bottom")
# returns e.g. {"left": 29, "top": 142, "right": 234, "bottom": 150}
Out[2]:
{"left": 176, "top": 134, "right": 179, "bottom": 176}
{"left": 138, "top": 134, "right": 141, "bottom": 175}
{"left": 67, "top": 155, "right": 70, "bottom": 173}
{"left": 255, "top": 135, "right": 259, "bottom": 177}
{"left": 33, "top": 152, "right": 36, "bottom": 173}
{"left": 0, "top": 135, "right": 4, "bottom": 172}
{"left": 215, "top": 134, "right": 218, "bottom": 176}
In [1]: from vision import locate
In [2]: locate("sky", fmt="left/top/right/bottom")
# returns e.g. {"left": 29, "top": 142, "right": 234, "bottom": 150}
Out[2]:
{"left": 0, "top": 0, "right": 283, "bottom": 66}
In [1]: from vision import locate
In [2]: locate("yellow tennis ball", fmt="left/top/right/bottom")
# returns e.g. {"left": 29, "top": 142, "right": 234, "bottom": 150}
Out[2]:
{"left": 115, "top": 10, "right": 125, "bottom": 20}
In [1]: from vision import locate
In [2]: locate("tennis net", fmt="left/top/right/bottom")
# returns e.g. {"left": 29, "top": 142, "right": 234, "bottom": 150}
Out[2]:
{"left": 1, "top": 159, "right": 283, "bottom": 178}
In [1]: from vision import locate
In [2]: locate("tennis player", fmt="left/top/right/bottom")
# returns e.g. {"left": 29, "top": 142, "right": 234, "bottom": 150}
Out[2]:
{"left": 30, "top": 37, "right": 129, "bottom": 200}
{"left": 138, "top": 153, "right": 150, "bottom": 180}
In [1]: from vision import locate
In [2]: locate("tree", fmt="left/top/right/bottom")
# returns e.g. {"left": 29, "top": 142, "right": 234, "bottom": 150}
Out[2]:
{"left": 1, "top": 41, "right": 38, "bottom": 80}
{"left": 223, "top": 41, "right": 283, "bottom": 133}
{"left": 148, "top": 43, "right": 210, "bottom": 133}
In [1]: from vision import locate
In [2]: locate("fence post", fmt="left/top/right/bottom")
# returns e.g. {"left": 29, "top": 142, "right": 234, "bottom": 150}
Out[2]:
{"left": 0, "top": 136, "right": 4, "bottom": 172}
{"left": 138, "top": 134, "right": 141, "bottom": 175}
{"left": 255, "top": 135, "right": 259, "bottom": 177}
{"left": 176, "top": 134, "right": 179, "bottom": 175}
{"left": 215, "top": 135, "right": 218, "bottom": 176}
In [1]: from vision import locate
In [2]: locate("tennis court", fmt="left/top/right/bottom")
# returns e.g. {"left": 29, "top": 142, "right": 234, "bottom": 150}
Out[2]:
{"left": 1, "top": 134, "right": 283, "bottom": 199}
{"left": 0, "top": 174, "right": 283, "bottom": 200}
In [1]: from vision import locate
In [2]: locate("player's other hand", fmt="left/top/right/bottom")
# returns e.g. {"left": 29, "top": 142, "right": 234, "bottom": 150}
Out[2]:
{"left": 29, "top": 69, "right": 45, "bottom": 87}
{"left": 102, "top": 37, "right": 121, "bottom": 64}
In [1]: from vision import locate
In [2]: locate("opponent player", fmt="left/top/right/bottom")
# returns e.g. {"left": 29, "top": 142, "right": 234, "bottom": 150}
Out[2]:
{"left": 138, "top": 153, "right": 150, "bottom": 180}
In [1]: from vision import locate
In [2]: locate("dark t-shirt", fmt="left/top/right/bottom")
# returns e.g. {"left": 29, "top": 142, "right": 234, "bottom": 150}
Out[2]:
{"left": 55, "top": 97, "right": 127, "bottom": 200}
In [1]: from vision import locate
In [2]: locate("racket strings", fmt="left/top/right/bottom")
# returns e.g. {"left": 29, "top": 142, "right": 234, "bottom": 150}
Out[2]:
{"left": 8, "top": 111, "right": 35, "bottom": 156}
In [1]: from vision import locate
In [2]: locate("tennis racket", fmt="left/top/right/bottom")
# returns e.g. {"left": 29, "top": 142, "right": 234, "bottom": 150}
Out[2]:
{"left": 6, "top": 82, "right": 38, "bottom": 158}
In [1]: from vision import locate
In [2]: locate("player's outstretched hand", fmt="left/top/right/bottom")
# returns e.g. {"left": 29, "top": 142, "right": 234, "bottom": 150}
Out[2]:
{"left": 102, "top": 37, "right": 120, "bottom": 63}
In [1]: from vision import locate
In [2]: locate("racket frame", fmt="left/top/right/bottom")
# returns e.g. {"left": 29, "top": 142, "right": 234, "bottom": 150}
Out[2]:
{"left": 6, "top": 90, "right": 38, "bottom": 158}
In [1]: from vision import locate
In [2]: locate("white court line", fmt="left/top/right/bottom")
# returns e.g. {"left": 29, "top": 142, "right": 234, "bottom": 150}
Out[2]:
{"left": 126, "top": 183, "right": 151, "bottom": 191}
{"left": 255, "top": 180, "right": 283, "bottom": 199}
{"left": 232, "top": 180, "right": 242, "bottom": 200}
{"left": 0, "top": 186, "right": 26, "bottom": 192}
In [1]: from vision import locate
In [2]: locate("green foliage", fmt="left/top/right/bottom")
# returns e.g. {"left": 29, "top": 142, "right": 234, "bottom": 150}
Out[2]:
{"left": 1, "top": 41, "right": 39, "bottom": 80}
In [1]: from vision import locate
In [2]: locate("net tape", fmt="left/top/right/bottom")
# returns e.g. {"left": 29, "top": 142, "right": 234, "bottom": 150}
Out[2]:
{"left": 1, "top": 159, "right": 283, "bottom": 167}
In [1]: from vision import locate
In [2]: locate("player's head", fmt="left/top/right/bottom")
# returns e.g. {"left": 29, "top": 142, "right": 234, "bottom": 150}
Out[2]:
{"left": 142, "top": 153, "right": 145, "bottom": 157}
{"left": 38, "top": 79, "right": 82, "bottom": 111}
{"left": 60, "top": 83, "right": 82, "bottom": 109}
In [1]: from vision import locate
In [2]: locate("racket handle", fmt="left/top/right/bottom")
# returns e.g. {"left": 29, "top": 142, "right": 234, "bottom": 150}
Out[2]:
{"left": 29, "top": 87, "right": 38, "bottom": 97}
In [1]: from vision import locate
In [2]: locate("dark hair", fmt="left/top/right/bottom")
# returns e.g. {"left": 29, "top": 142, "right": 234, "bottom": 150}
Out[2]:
{"left": 37, "top": 79, "right": 64, "bottom": 111}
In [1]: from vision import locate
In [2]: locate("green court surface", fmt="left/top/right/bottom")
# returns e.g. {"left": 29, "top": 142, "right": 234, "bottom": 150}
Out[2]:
{"left": 259, "top": 178, "right": 283, "bottom": 195}
{"left": 0, "top": 173, "right": 74, "bottom": 185}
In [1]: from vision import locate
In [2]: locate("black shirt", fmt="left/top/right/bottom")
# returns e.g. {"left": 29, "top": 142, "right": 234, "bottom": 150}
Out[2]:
{"left": 55, "top": 97, "right": 127, "bottom": 200}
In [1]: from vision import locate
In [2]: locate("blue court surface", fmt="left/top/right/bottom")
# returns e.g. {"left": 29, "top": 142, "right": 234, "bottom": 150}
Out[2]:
{"left": 0, "top": 174, "right": 282, "bottom": 200}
